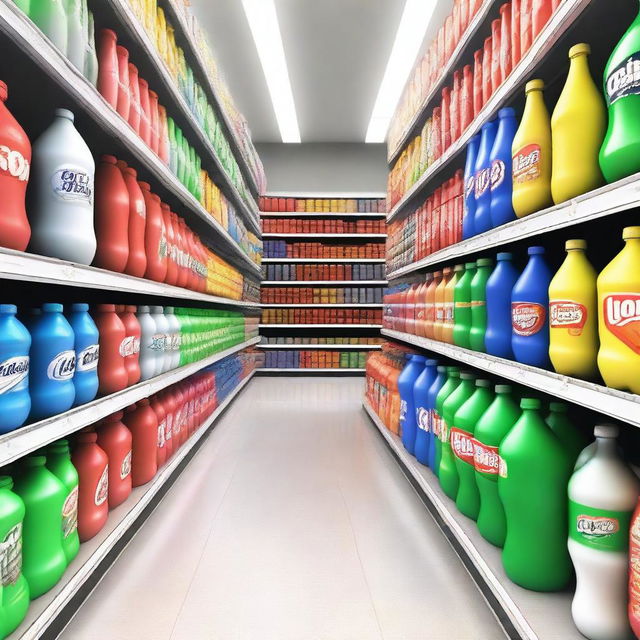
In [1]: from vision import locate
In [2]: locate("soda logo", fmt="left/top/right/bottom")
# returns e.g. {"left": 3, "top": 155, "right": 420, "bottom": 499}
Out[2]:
{"left": 490, "top": 159, "right": 506, "bottom": 191}
{"left": 474, "top": 168, "right": 491, "bottom": 198}
{"left": 151, "top": 334, "right": 166, "bottom": 351}
{"left": 512, "top": 144, "right": 541, "bottom": 183}
{"left": 417, "top": 407, "right": 429, "bottom": 432}
{"left": 0, "top": 145, "right": 30, "bottom": 182}
{"left": 550, "top": 301, "right": 587, "bottom": 332}
{"left": 0, "top": 356, "right": 29, "bottom": 394}
{"left": 577, "top": 515, "right": 619, "bottom": 536}
{"left": 47, "top": 350, "right": 76, "bottom": 381}
{"left": 0, "top": 523, "right": 22, "bottom": 586}
{"left": 473, "top": 441, "right": 501, "bottom": 475}
{"left": 61, "top": 486, "right": 78, "bottom": 539}
{"left": 133, "top": 338, "right": 140, "bottom": 355}
{"left": 604, "top": 294, "right": 640, "bottom": 355}
{"left": 76, "top": 344, "right": 99, "bottom": 371}
{"left": 606, "top": 54, "right": 640, "bottom": 105}
{"left": 450, "top": 428, "right": 475, "bottom": 465}
{"left": 95, "top": 465, "right": 109, "bottom": 506}
{"left": 444, "top": 302, "right": 454, "bottom": 322}
{"left": 157, "top": 421, "right": 166, "bottom": 448}
{"left": 120, "top": 451, "right": 132, "bottom": 480}
{"left": 512, "top": 302, "right": 546, "bottom": 336}
{"left": 165, "top": 414, "right": 173, "bottom": 441}
{"left": 119, "top": 336, "right": 138, "bottom": 357}
{"left": 464, "top": 175, "right": 475, "bottom": 200}
{"left": 52, "top": 168, "right": 93, "bottom": 203}
{"left": 439, "top": 420, "right": 450, "bottom": 443}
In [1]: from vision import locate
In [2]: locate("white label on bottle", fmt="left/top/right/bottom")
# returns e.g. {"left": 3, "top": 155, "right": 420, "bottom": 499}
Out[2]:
{"left": 51, "top": 167, "right": 93, "bottom": 204}
{"left": 62, "top": 486, "right": 78, "bottom": 539}
{"left": 0, "top": 145, "right": 30, "bottom": 182}
{"left": 151, "top": 334, "right": 166, "bottom": 351}
{"left": 120, "top": 451, "right": 132, "bottom": 480}
{"left": 76, "top": 344, "right": 99, "bottom": 371}
{"left": 158, "top": 421, "right": 166, "bottom": 448}
{"left": 47, "top": 350, "right": 76, "bottom": 380}
{"left": 136, "top": 199, "right": 146, "bottom": 219}
{"left": 0, "top": 356, "right": 29, "bottom": 393}
{"left": 95, "top": 465, "right": 109, "bottom": 506}
{"left": 0, "top": 523, "right": 22, "bottom": 586}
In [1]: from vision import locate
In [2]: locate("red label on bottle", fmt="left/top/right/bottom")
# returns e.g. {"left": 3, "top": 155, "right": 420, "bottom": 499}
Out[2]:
{"left": 512, "top": 143, "right": 541, "bottom": 183}
{"left": 603, "top": 294, "right": 640, "bottom": 354}
{"left": 550, "top": 300, "right": 587, "bottom": 334}
{"left": 629, "top": 508, "right": 640, "bottom": 633}
{"left": 512, "top": 302, "right": 546, "bottom": 336}
{"left": 473, "top": 441, "right": 501, "bottom": 475}
{"left": 450, "top": 428, "right": 475, "bottom": 465}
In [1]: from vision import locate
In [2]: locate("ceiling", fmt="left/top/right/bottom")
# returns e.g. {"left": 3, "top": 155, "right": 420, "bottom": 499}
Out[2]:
{"left": 190, "top": 0, "right": 451, "bottom": 144}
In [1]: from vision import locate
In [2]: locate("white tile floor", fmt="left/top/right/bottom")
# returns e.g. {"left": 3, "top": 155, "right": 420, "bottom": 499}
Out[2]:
{"left": 59, "top": 377, "right": 506, "bottom": 640}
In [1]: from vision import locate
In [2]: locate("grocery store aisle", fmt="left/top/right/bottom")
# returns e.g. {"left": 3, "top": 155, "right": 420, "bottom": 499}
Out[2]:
{"left": 59, "top": 377, "right": 504, "bottom": 640}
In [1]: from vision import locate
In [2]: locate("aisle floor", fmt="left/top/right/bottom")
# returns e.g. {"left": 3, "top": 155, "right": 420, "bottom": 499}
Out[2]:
{"left": 60, "top": 377, "right": 505, "bottom": 640}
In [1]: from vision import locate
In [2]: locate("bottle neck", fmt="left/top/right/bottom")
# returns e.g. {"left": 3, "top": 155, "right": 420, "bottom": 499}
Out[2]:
{"left": 595, "top": 437, "right": 617, "bottom": 458}
{"left": 523, "top": 90, "right": 545, "bottom": 121}
{"left": 567, "top": 54, "right": 590, "bottom": 84}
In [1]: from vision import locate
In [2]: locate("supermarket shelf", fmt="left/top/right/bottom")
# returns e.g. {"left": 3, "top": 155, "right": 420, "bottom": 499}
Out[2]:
{"left": 262, "top": 280, "right": 387, "bottom": 286}
{"left": 387, "top": 172, "right": 640, "bottom": 279}
{"left": 11, "top": 371, "right": 255, "bottom": 640}
{"left": 262, "top": 233, "right": 387, "bottom": 239}
{"left": 260, "top": 324, "right": 383, "bottom": 329}
{"left": 382, "top": 329, "right": 640, "bottom": 428}
{"left": 0, "top": 247, "right": 261, "bottom": 308}
{"left": 387, "top": 0, "right": 497, "bottom": 164}
{"left": 260, "top": 304, "right": 383, "bottom": 308}
{"left": 162, "top": 0, "right": 260, "bottom": 199}
{"left": 260, "top": 212, "right": 386, "bottom": 218}
{"left": 262, "top": 258, "right": 386, "bottom": 263}
{"left": 259, "top": 368, "right": 365, "bottom": 373}
{"left": 105, "top": 0, "right": 261, "bottom": 236}
{"left": 0, "top": 337, "right": 261, "bottom": 467}
{"left": 264, "top": 191, "right": 387, "bottom": 198}
{"left": 363, "top": 399, "right": 578, "bottom": 640}
{"left": 0, "top": 0, "right": 261, "bottom": 278}
{"left": 387, "top": 0, "right": 591, "bottom": 222}
{"left": 259, "top": 344, "right": 381, "bottom": 350}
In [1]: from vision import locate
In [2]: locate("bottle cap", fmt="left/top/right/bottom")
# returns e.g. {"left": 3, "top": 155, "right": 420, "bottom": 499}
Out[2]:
{"left": 495, "top": 384, "right": 512, "bottom": 393}
{"left": 151, "top": 306, "right": 164, "bottom": 313}
{"left": 481, "top": 119, "right": 496, "bottom": 131}
{"left": 565, "top": 239, "right": 586, "bottom": 251}
{"left": 520, "top": 397, "right": 541, "bottom": 409}
{"left": 76, "top": 432, "right": 97, "bottom": 443}
{"left": 525, "top": 79, "right": 544, "bottom": 93}
{"left": 0, "top": 476, "right": 13, "bottom": 490}
{"left": 443, "top": 267, "right": 452, "bottom": 275}
{"left": 549, "top": 402, "right": 567, "bottom": 412}
{"left": 434, "top": 270, "right": 442, "bottom": 277}
{"left": 411, "top": 354, "right": 426, "bottom": 363}
{"left": 139, "top": 181, "right": 151, "bottom": 192}
{"left": 55, "top": 108, "right": 74, "bottom": 122}
{"left": 465, "top": 262, "right": 476, "bottom": 269}
{"left": 460, "top": 372, "right": 475, "bottom": 380}
{"left": 42, "top": 303, "right": 63, "bottom": 313}
{"left": 124, "top": 167, "right": 138, "bottom": 178}
{"left": 96, "top": 304, "right": 116, "bottom": 313}
{"left": 528, "top": 246, "right": 545, "bottom": 255}
{"left": 165, "top": 307, "right": 174, "bottom": 314}
{"left": 0, "top": 81, "right": 7, "bottom": 103}
{"left": 476, "top": 258, "right": 493, "bottom": 267}
{"left": 115, "top": 305, "right": 125, "bottom": 313}
{"left": 23, "top": 455, "right": 46, "bottom": 467}
{"left": 426, "top": 359, "right": 438, "bottom": 366}
{"left": 447, "top": 366, "right": 460, "bottom": 375}
{"left": 497, "top": 252, "right": 513, "bottom": 261}
{"left": 476, "top": 379, "right": 491, "bottom": 388}
{"left": 70, "top": 303, "right": 89, "bottom": 312}
{"left": 116, "top": 45, "right": 129, "bottom": 58}
{"left": 454, "top": 264, "right": 464, "bottom": 272}
{"left": 437, "top": 366, "right": 447, "bottom": 372}
{"left": 100, "top": 155, "right": 118, "bottom": 165}
{"left": 138, "top": 305, "right": 150, "bottom": 313}
{"left": 0, "top": 304, "right": 16, "bottom": 314}
{"left": 138, "top": 398, "right": 150, "bottom": 406}
{"left": 623, "top": 226, "right": 640, "bottom": 240}
{"left": 126, "top": 305, "right": 137, "bottom": 313}
{"left": 498, "top": 107, "right": 515, "bottom": 118}
{"left": 569, "top": 43, "right": 590, "bottom": 58}
{"left": 594, "top": 424, "right": 619, "bottom": 438}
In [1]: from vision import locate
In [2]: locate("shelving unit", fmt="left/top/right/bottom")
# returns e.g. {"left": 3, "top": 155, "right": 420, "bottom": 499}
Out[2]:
{"left": 260, "top": 368, "right": 364, "bottom": 373}
{"left": 262, "top": 258, "right": 386, "bottom": 263}
{"left": 260, "top": 324, "right": 383, "bottom": 329}
{"left": 263, "top": 233, "right": 387, "bottom": 239}
{"left": 260, "top": 212, "right": 385, "bottom": 218}
{"left": 259, "top": 344, "right": 381, "bottom": 350}
{"left": 262, "top": 280, "right": 388, "bottom": 286}
{"left": 261, "top": 304, "right": 383, "bottom": 308}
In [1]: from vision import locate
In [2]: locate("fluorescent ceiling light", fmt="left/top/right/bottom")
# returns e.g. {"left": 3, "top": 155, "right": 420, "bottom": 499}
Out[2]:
{"left": 365, "top": 0, "right": 435, "bottom": 143}
{"left": 241, "top": 0, "right": 301, "bottom": 143}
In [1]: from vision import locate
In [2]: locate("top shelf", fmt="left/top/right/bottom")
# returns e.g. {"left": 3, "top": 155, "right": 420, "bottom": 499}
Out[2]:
{"left": 260, "top": 212, "right": 386, "bottom": 218}
{"left": 264, "top": 192, "right": 387, "bottom": 199}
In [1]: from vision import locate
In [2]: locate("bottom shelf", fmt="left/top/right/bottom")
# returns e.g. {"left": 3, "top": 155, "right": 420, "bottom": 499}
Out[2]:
{"left": 362, "top": 399, "right": 579, "bottom": 640}
{"left": 11, "top": 371, "right": 256, "bottom": 640}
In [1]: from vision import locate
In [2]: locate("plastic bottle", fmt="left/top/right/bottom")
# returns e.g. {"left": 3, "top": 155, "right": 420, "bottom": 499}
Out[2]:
{"left": 485, "top": 252, "right": 520, "bottom": 359}
{"left": 118, "top": 305, "right": 141, "bottom": 387}
{"left": 549, "top": 239, "right": 598, "bottom": 379}
{"left": 28, "top": 109, "right": 96, "bottom": 265}
{"left": 127, "top": 64, "right": 141, "bottom": 134}
{"left": 115, "top": 46, "right": 130, "bottom": 122}
{"left": 150, "top": 395, "right": 167, "bottom": 468}
{"left": 13, "top": 456, "right": 67, "bottom": 598}
{"left": 474, "top": 384, "right": 520, "bottom": 547}
{"left": 551, "top": 44, "right": 605, "bottom": 204}
{"left": 414, "top": 359, "right": 438, "bottom": 466}
{"left": 597, "top": 226, "right": 640, "bottom": 394}
{"left": 71, "top": 432, "right": 108, "bottom": 542}
{"left": 425, "top": 271, "right": 441, "bottom": 339}
{"left": 63, "top": 0, "right": 84, "bottom": 71}
{"left": 469, "top": 258, "right": 493, "bottom": 352}
{"left": 123, "top": 400, "right": 158, "bottom": 486}
{"left": 443, "top": 266, "right": 458, "bottom": 344}
{"left": 97, "top": 411, "right": 132, "bottom": 509}
{"left": 84, "top": 10, "right": 99, "bottom": 86}
{"left": 546, "top": 402, "right": 588, "bottom": 466}
{"left": 453, "top": 262, "right": 475, "bottom": 349}
{"left": 434, "top": 367, "right": 460, "bottom": 475}
{"left": 138, "top": 78, "right": 151, "bottom": 146}
{"left": 0, "top": 81, "right": 31, "bottom": 252}
{"left": 150, "top": 306, "right": 169, "bottom": 373}
{"left": 569, "top": 424, "right": 639, "bottom": 639}
{"left": 118, "top": 164, "right": 147, "bottom": 279}
{"left": 94, "top": 304, "right": 128, "bottom": 395}
{"left": 434, "top": 268, "right": 450, "bottom": 342}
{"left": 96, "top": 29, "right": 119, "bottom": 109}
{"left": 489, "top": 107, "right": 518, "bottom": 228}
{"left": 511, "top": 246, "right": 552, "bottom": 369}
{"left": 29, "top": 303, "right": 75, "bottom": 421}
{"left": 136, "top": 306, "right": 157, "bottom": 381}
{"left": 45, "top": 439, "right": 79, "bottom": 563}
{"left": 399, "top": 354, "right": 426, "bottom": 455}
{"left": 426, "top": 365, "right": 447, "bottom": 471}
{"left": 462, "top": 134, "right": 480, "bottom": 240}
{"left": 66, "top": 303, "right": 98, "bottom": 406}
{"left": 499, "top": 397, "right": 572, "bottom": 590}
{"left": 473, "top": 119, "right": 499, "bottom": 235}
{"left": 162, "top": 205, "right": 178, "bottom": 286}
{"left": 511, "top": 79, "right": 552, "bottom": 218}
{"left": 139, "top": 183, "right": 167, "bottom": 283}
{"left": 452, "top": 379, "right": 493, "bottom": 519}
{"left": 29, "top": 0, "right": 68, "bottom": 55}
{"left": 164, "top": 307, "right": 181, "bottom": 370}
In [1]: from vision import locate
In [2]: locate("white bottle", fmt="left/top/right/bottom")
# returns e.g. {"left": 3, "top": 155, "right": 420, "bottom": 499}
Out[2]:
{"left": 136, "top": 306, "right": 157, "bottom": 381}
{"left": 150, "top": 306, "right": 170, "bottom": 374}
{"left": 64, "top": 0, "right": 85, "bottom": 71}
{"left": 84, "top": 10, "right": 99, "bottom": 86}
{"left": 568, "top": 424, "right": 640, "bottom": 640}
{"left": 164, "top": 307, "right": 181, "bottom": 371}
{"left": 28, "top": 109, "right": 96, "bottom": 265}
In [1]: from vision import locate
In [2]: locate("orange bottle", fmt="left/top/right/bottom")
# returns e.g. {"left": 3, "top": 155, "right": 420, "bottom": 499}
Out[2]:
{"left": 405, "top": 284, "right": 418, "bottom": 336}
{"left": 434, "top": 268, "right": 451, "bottom": 341}
{"left": 388, "top": 366, "right": 402, "bottom": 434}
{"left": 416, "top": 276, "right": 432, "bottom": 337}
{"left": 597, "top": 226, "right": 640, "bottom": 394}
{"left": 443, "top": 265, "right": 462, "bottom": 344}
{"left": 425, "top": 271, "right": 441, "bottom": 339}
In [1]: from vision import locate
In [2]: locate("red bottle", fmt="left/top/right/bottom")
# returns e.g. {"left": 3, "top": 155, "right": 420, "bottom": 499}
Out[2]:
{"left": 138, "top": 78, "right": 151, "bottom": 146}
{"left": 140, "top": 182, "right": 168, "bottom": 282}
{"left": 94, "top": 155, "right": 129, "bottom": 272}
{"left": 118, "top": 163, "right": 147, "bottom": 278}
{"left": 115, "top": 46, "right": 130, "bottom": 121}
{"left": 473, "top": 49, "right": 484, "bottom": 116}
{"left": 117, "top": 305, "right": 141, "bottom": 386}
{"left": 431, "top": 107, "right": 442, "bottom": 159}
{"left": 97, "top": 412, "right": 132, "bottom": 509}
{"left": 173, "top": 387, "right": 185, "bottom": 447}
{"left": 461, "top": 64, "right": 474, "bottom": 132}
{"left": 161, "top": 390, "right": 175, "bottom": 460}
{"left": 157, "top": 105, "right": 170, "bottom": 164}
{"left": 441, "top": 87, "right": 452, "bottom": 152}
{"left": 511, "top": 0, "right": 522, "bottom": 67}
{"left": 532, "top": 0, "right": 553, "bottom": 39}
{"left": 148, "top": 90, "right": 160, "bottom": 156}
{"left": 71, "top": 432, "right": 109, "bottom": 542}
{"left": 500, "top": 3, "right": 513, "bottom": 80}
{"left": 150, "top": 396, "right": 167, "bottom": 468}
{"left": 452, "top": 0, "right": 461, "bottom": 43}
{"left": 127, "top": 64, "right": 141, "bottom": 134}
{"left": 431, "top": 187, "right": 442, "bottom": 253}
{"left": 94, "top": 304, "right": 128, "bottom": 395}
{"left": 520, "top": 0, "right": 532, "bottom": 55}
{"left": 482, "top": 36, "right": 493, "bottom": 104}
{"left": 491, "top": 19, "right": 502, "bottom": 91}
{"left": 0, "top": 81, "right": 31, "bottom": 251}
{"left": 96, "top": 29, "right": 119, "bottom": 109}
{"left": 451, "top": 70, "right": 461, "bottom": 143}
{"left": 444, "top": 15, "right": 454, "bottom": 59}
{"left": 161, "top": 204, "right": 178, "bottom": 286}
{"left": 172, "top": 213, "right": 188, "bottom": 288}
{"left": 123, "top": 399, "right": 158, "bottom": 486}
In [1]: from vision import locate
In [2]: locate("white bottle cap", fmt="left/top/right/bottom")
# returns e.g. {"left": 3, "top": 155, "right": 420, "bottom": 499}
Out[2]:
{"left": 55, "top": 108, "right": 75, "bottom": 122}
{"left": 594, "top": 424, "right": 619, "bottom": 439}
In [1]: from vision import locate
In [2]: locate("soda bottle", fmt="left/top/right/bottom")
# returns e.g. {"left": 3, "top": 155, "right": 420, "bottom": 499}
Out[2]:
{"left": 398, "top": 354, "right": 426, "bottom": 455}
{"left": 489, "top": 107, "right": 518, "bottom": 228}
{"left": 425, "top": 271, "right": 441, "bottom": 339}
{"left": 84, "top": 11, "right": 99, "bottom": 87}
{"left": 93, "top": 304, "right": 128, "bottom": 395}
{"left": 64, "top": 0, "right": 85, "bottom": 71}
{"left": 433, "top": 367, "right": 460, "bottom": 475}
{"left": 123, "top": 399, "right": 158, "bottom": 486}
{"left": 474, "top": 384, "right": 520, "bottom": 547}
{"left": 150, "top": 395, "right": 167, "bottom": 468}
{"left": 434, "top": 268, "right": 451, "bottom": 342}
{"left": 511, "top": 246, "right": 552, "bottom": 369}
{"left": 548, "top": 239, "right": 598, "bottom": 379}
{"left": 597, "top": 226, "right": 640, "bottom": 394}
{"left": 115, "top": 46, "right": 130, "bottom": 121}
{"left": 29, "top": 0, "right": 68, "bottom": 55}
{"left": 150, "top": 306, "right": 170, "bottom": 373}
{"left": 463, "top": 133, "right": 479, "bottom": 239}
{"left": 118, "top": 164, "right": 147, "bottom": 279}
{"left": 486, "top": 252, "right": 520, "bottom": 359}
{"left": 117, "top": 305, "right": 141, "bottom": 387}
{"left": 499, "top": 397, "right": 572, "bottom": 590}
{"left": 473, "top": 119, "right": 499, "bottom": 235}
{"left": 469, "top": 258, "right": 493, "bottom": 352}
{"left": 512, "top": 80, "right": 552, "bottom": 218}
{"left": 138, "top": 78, "right": 151, "bottom": 147}
{"left": 545, "top": 402, "right": 588, "bottom": 466}
{"left": 127, "top": 64, "right": 141, "bottom": 135}
{"left": 136, "top": 305, "right": 158, "bottom": 381}
{"left": 452, "top": 378, "right": 493, "bottom": 519}
{"left": 426, "top": 366, "right": 447, "bottom": 471}
{"left": 96, "top": 28, "right": 118, "bottom": 108}
{"left": 443, "top": 265, "right": 459, "bottom": 344}
{"left": 414, "top": 358, "right": 438, "bottom": 466}
{"left": 551, "top": 44, "right": 605, "bottom": 204}
{"left": 66, "top": 303, "right": 98, "bottom": 407}
{"left": 97, "top": 411, "right": 132, "bottom": 509}
{"left": 139, "top": 182, "right": 167, "bottom": 283}
{"left": 599, "top": 6, "right": 640, "bottom": 183}
{"left": 569, "top": 424, "right": 639, "bottom": 639}
{"left": 164, "top": 307, "right": 181, "bottom": 370}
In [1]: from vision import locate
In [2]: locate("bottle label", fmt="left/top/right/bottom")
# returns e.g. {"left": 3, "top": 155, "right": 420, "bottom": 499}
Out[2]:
{"left": 159, "top": 235, "right": 168, "bottom": 259}
{"left": 474, "top": 168, "right": 491, "bottom": 198}
{"left": 498, "top": 456, "right": 508, "bottom": 478}
{"left": 0, "top": 356, "right": 29, "bottom": 394}
{"left": 120, "top": 451, "right": 132, "bottom": 480}
{"left": 431, "top": 409, "right": 440, "bottom": 439}
{"left": 135, "top": 200, "right": 146, "bottom": 219}
{"left": 165, "top": 413, "right": 173, "bottom": 441}
{"left": 549, "top": 300, "right": 587, "bottom": 335}
{"left": 62, "top": 486, "right": 78, "bottom": 539}
{"left": 417, "top": 406, "right": 430, "bottom": 432}
{"left": 444, "top": 302, "right": 454, "bottom": 322}
{"left": 512, "top": 144, "right": 541, "bottom": 183}
{"left": 0, "top": 523, "right": 22, "bottom": 586}
{"left": 629, "top": 512, "right": 640, "bottom": 622}
{"left": 450, "top": 428, "right": 475, "bottom": 464}
{"left": 569, "top": 501, "right": 631, "bottom": 552}
{"left": 605, "top": 53, "right": 640, "bottom": 105}
{"left": 119, "top": 336, "right": 135, "bottom": 357}
{"left": 47, "top": 350, "right": 76, "bottom": 380}
{"left": 511, "top": 302, "right": 546, "bottom": 336}
{"left": 603, "top": 293, "right": 640, "bottom": 354}
{"left": 399, "top": 399, "right": 407, "bottom": 424}
{"left": 0, "top": 145, "right": 30, "bottom": 182}
{"left": 439, "top": 419, "right": 450, "bottom": 444}
{"left": 76, "top": 344, "right": 99, "bottom": 371}
{"left": 464, "top": 175, "right": 474, "bottom": 200}
{"left": 490, "top": 159, "right": 506, "bottom": 191}
{"left": 51, "top": 167, "right": 93, "bottom": 204}
{"left": 473, "top": 441, "right": 501, "bottom": 475}
{"left": 95, "top": 465, "right": 109, "bottom": 506}
{"left": 151, "top": 334, "right": 166, "bottom": 351}
{"left": 158, "top": 421, "right": 166, "bottom": 448}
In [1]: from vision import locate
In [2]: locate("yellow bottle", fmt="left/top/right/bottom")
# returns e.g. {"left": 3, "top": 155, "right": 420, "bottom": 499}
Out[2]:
{"left": 511, "top": 79, "right": 552, "bottom": 218}
{"left": 442, "top": 265, "right": 461, "bottom": 344}
{"left": 434, "top": 267, "right": 451, "bottom": 342}
{"left": 548, "top": 239, "right": 598, "bottom": 379}
{"left": 156, "top": 8, "right": 167, "bottom": 59}
{"left": 551, "top": 44, "right": 606, "bottom": 204}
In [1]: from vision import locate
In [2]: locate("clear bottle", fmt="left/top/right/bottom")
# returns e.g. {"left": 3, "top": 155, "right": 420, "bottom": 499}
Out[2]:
{"left": 164, "top": 307, "right": 181, "bottom": 370}
{"left": 150, "top": 306, "right": 170, "bottom": 374}
{"left": 136, "top": 305, "right": 158, "bottom": 381}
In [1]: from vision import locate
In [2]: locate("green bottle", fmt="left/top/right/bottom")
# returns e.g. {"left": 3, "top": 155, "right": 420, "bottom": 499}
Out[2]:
{"left": 469, "top": 258, "right": 493, "bottom": 352}
{"left": 545, "top": 402, "right": 589, "bottom": 466}
{"left": 439, "top": 372, "right": 475, "bottom": 500}
{"left": 452, "top": 379, "right": 493, "bottom": 520}
{"left": 453, "top": 263, "right": 475, "bottom": 349}
{"left": 175, "top": 127, "right": 185, "bottom": 185}
{"left": 45, "top": 440, "right": 79, "bottom": 564}
{"left": 0, "top": 476, "right": 30, "bottom": 637}
{"left": 12, "top": 456, "right": 67, "bottom": 599}
{"left": 433, "top": 367, "right": 460, "bottom": 476}
{"left": 167, "top": 117, "right": 178, "bottom": 175}
{"left": 14, "top": 0, "right": 30, "bottom": 13}
{"left": 474, "top": 385, "right": 521, "bottom": 547}
{"left": 83, "top": 7, "right": 98, "bottom": 86}
{"left": 29, "top": 0, "right": 68, "bottom": 55}
{"left": 63, "top": 0, "right": 84, "bottom": 71}
{"left": 499, "top": 398, "right": 572, "bottom": 591}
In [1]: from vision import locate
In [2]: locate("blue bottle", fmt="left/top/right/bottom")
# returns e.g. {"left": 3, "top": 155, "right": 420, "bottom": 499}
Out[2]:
{"left": 398, "top": 354, "right": 426, "bottom": 455}
{"left": 462, "top": 134, "right": 480, "bottom": 240}
{"left": 413, "top": 358, "right": 438, "bottom": 466}
{"left": 0, "top": 305, "right": 31, "bottom": 433}
{"left": 66, "top": 304, "right": 99, "bottom": 407}
{"left": 511, "top": 247, "right": 552, "bottom": 369}
{"left": 29, "top": 304, "right": 75, "bottom": 421}
{"left": 489, "top": 107, "right": 518, "bottom": 228}
{"left": 426, "top": 366, "right": 447, "bottom": 472}
{"left": 485, "top": 253, "right": 521, "bottom": 360}
{"left": 473, "top": 119, "right": 499, "bottom": 235}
